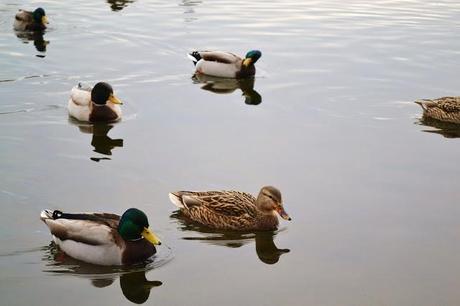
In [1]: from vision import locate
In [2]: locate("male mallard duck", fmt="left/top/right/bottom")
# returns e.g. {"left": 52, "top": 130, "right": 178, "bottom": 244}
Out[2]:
{"left": 40, "top": 208, "right": 161, "bottom": 266}
{"left": 14, "top": 8, "right": 48, "bottom": 31}
{"left": 68, "top": 82, "right": 123, "bottom": 123}
{"left": 415, "top": 97, "right": 460, "bottom": 124}
{"left": 169, "top": 186, "right": 291, "bottom": 231}
{"left": 187, "top": 50, "right": 262, "bottom": 78}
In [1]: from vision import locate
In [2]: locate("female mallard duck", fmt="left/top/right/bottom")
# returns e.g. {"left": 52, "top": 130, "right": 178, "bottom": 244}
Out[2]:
{"left": 68, "top": 82, "right": 123, "bottom": 123}
{"left": 40, "top": 208, "right": 161, "bottom": 266}
{"left": 415, "top": 97, "right": 460, "bottom": 124}
{"left": 187, "top": 50, "right": 262, "bottom": 78}
{"left": 169, "top": 186, "right": 291, "bottom": 231}
{"left": 14, "top": 8, "right": 48, "bottom": 31}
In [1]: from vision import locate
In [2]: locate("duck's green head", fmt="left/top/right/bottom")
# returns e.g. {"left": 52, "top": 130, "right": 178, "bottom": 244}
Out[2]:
{"left": 118, "top": 208, "right": 161, "bottom": 245}
{"left": 33, "top": 8, "right": 48, "bottom": 26}
{"left": 91, "top": 82, "right": 123, "bottom": 105}
{"left": 243, "top": 50, "right": 262, "bottom": 67}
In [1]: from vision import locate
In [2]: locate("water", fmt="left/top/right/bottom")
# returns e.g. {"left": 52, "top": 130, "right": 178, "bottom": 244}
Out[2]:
{"left": 1, "top": 0, "right": 460, "bottom": 305}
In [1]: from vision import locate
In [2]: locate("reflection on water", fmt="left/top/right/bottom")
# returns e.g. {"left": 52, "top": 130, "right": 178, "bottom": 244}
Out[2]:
{"left": 70, "top": 120, "right": 124, "bottom": 161}
{"left": 171, "top": 211, "right": 290, "bottom": 264}
{"left": 180, "top": 0, "right": 202, "bottom": 22}
{"left": 417, "top": 117, "right": 460, "bottom": 139}
{"left": 106, "top": 0, "right": 135, "bottom": 11}
{"left": 42, "top": 243, "right": 163, "bottom": 304}
{"left": 192, "top": 74, "right": 262, "bottom": 105}
{"left": 14, "top": 30, "right": 49, "bottom": 56}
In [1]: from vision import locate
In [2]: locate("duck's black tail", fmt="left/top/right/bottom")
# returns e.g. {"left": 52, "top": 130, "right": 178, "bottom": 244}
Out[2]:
{"left": 187, "top": 51, "right": 201, "bottom": 66}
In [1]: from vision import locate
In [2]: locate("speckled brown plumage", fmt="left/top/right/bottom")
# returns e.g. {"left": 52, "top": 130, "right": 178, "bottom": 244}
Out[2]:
{"left": 415, "top": 97, "right": 460, "bottom": 124}
{"left": 169, "top": 186, "right": 291, "bottom": 231}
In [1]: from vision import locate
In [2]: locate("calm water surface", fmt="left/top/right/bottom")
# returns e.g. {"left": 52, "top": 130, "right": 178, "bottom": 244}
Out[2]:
{"left": 1, "top": 0, "right": 460, "bottom": 305}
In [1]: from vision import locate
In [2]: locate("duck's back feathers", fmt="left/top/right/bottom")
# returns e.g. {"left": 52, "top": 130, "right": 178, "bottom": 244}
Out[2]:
{"left": 169, "top": 191, "right": 267, "bottom": 230}
{"left": 415, "top": 97, "right": 460, "bottom": 124}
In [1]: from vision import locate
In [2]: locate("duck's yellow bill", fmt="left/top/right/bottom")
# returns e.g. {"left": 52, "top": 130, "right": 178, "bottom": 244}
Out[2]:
{"left": 42, "top": 16, "right": 49, "bottom": 24}
{"left": 142, "top": 228, "right": 161, "bottom": 245}
{"left": 109, "top": 94, "right": 123, "bottom": 105}
{"left": 242, "top": 58, "right": 252, "bottom": 67}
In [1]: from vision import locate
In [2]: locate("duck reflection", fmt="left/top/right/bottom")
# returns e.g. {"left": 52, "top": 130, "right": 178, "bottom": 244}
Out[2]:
{"left": 14, "top": 30, "right": 49, "bottom": 55}
{"left": 106, "top": 0, "right": 135, "bottom": 11}
{"left": 170, "top": 211, "right": 289, "bottom": 264}
{"left": 180, "top": 0, "right": 202, "bottom": 22}
{"left": 192, "top": 74, "right": 262, "bottom": 105}
{"left": 42, "top": 243, "right": 162, "bottom": 304}
{"left": 70, "top": 120, "right": 123, "bottom": 161}
{"left": 418, "top": 117, "right": 460, "bottom": 138}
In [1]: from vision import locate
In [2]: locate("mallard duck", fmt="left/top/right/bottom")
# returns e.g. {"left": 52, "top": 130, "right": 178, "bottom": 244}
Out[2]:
{"left": 68, "top": 82, "right": 123, "bottom": 123}
{"left": 13, "top": 8, "right": 48, "bottom": 31}
{"left": 169, "top": 186, "right": 291, "bottom": 231}
{"left": 40, "top": 208, "right": 161, "bottom": 266}
{"left": 415, "top": 97, "right": 460, "bottom": 124}
{"left": 187, "top": 50, "right": 262, "bottom": 78}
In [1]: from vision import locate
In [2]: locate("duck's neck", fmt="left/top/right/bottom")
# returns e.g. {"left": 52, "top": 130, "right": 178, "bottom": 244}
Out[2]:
{"left": 256, "top": 210, "right": 279, "bottom": 231}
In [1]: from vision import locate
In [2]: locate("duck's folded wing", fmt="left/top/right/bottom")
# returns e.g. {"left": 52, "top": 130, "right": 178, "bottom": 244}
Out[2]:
{"left": 42, "top": 212, "right": 120, "bottom": 245}
{"left": 70, "top": 85, "right": 91, "bottom": 106}
{"left": 199, "top": 51, "right": 241, "bottom": 64}
{"left": 15, "top": 10, "right": 33, "bottom": 22}
{"left": 172, "top": 191, "right": 255, "bottom": 217}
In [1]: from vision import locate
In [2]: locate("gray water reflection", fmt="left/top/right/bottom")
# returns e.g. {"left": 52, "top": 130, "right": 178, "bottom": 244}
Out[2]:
{"left": 106, "top": 0, "right": 135, "bottom": 12}
{"left": 192, "top": 74, "right": 262, "bottom": 105}
{"left": 171, "top": 211, "right": 290, "bottom": 264}
{"left": 70, "top": 120, "right": 124, "bottom": 161}
{"left": 42, "top": 243, "right": 163, "bottom": 304}
{"left": 417, "top": 117, "right": 460, "bottom": 139}
{"left": 14, "top": 30, "right": 49, "bottom": 55}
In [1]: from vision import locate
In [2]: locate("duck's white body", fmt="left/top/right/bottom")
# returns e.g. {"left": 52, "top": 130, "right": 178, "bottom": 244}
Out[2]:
{"left": 67, "top": 84, "right": 122, "bottom": 123}
{"left": 40, "top": 210, "right": 123, "bottom": 265}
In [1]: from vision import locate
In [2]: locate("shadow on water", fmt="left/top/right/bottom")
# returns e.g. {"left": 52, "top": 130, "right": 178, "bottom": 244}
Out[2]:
{"left": 42, "top": 243, "right": 166, "bottom": 304}
{"left": 106, "top": 0, "right": 135, "bottom": 11}
{"left": 170, "top": 211, "right": 290, "bottom": 264}
{"left": 14, "top": 30, "right": 49, "bottom": 57}
{"left": 69, "top": 119, "right": 124, "bottom": 161}
{"left": 417, "top": 117, "right": 460, "bottom": 139}
{"left": 192, "top": 74, "right": 262, "bottom": 105}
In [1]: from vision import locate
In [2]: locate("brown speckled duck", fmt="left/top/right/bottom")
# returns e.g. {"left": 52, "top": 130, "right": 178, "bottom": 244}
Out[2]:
{"left": 169, "top": 186, "right": 291, "bottom": 231}
{"left": 40, "top": 208, "right": 161, "bottom": 266}
{"left": 415, "top": 96, "right": 460, "bottom": 124}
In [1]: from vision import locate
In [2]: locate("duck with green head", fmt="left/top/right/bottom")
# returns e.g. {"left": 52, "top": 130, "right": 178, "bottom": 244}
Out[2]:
{"left": 14, "top": 7, "right": 48, "bottom": 31}
{"left": 40, "top": 208, "right": 161, "bottom": 266}
{"left": 68, "top": 82, "right": 123, "bottom": 122}
{"left": 188, "top": 50, "right": 262, "bottom": 78}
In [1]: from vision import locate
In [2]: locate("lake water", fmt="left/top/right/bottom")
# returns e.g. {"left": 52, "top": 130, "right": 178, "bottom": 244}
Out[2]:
{"left": 1, "top": 0, "right": 460, "bottom": 305}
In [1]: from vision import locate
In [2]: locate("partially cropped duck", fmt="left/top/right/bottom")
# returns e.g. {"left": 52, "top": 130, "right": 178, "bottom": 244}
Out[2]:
{"left": 187, "top": 50, "right": 262, "bottom": 78}
{"left": 169, "top": 186, "right": 291, "bottom": 231}
{"left": 68, "top": 82, "right": 123, "bottom": 123}
{"left": 40, "top": 208, "right": 161, "bottom": 266}
{"left": 415, "top": 97, "right": 460, "bottom": 124}
{"left": 14, "top": 8, "right": 48, "bottom": 31}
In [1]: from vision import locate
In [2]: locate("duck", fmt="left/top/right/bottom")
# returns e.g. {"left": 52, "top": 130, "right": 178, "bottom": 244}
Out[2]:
{"left": 14, "top": 8, "right": 48, "bottom": 31}
{"left": 187, "top": 50, "right": 262, "bottom": 78}
{"left": 415, "top": 96, "right": 460, "bottom": 124}
{"left": 40, "top": 208, "right": 161, "bottom": 266}
{"left": 169, "top": 186, "right": 291, "bottom": 231}
{"left": 68, "top": 82, "right": 123, "bottom": 123}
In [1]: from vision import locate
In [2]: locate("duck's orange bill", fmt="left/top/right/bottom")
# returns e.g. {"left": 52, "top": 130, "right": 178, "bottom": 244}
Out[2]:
{"left": 276, "top": 207, "right": 291, "bottom": 221}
